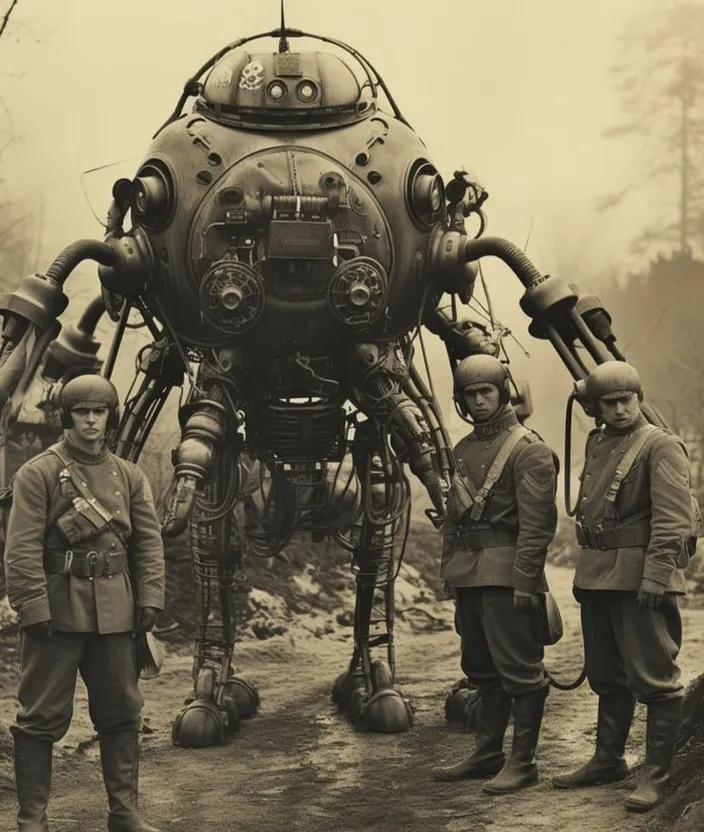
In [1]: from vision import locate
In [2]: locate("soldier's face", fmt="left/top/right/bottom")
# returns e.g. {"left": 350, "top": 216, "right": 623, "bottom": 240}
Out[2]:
{"left": 68, "top": 406, "right": 110, "bottom": 445}
{"left": 462, "top": 384, "right": 501, "bottom": 422}
{"left": 599, "top": 393, "right": 640, "bottom": 429}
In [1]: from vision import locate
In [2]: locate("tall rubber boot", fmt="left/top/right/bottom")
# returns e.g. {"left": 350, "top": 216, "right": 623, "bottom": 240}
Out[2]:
{"left": 482, "top": 686, "right": 547, "bottom": 794}
{"left": 11, "top": 730, "right": 52, "bottom": 832}
{"left": 432, "top": 688, "right": 512, "bottom": 781}
{"left": 624, "top": 698, "right": 683, "bottom": 813}
{"left": 552, "top": 692, "right": 636, "bottom": 788}
{"left": 99, "top": 731, "right": 161, "bottom": 832}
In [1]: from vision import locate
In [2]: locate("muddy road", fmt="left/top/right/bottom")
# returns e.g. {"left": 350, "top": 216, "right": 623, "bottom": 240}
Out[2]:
{"left": 1, "top": 563, "right": 703, "bottom": 832}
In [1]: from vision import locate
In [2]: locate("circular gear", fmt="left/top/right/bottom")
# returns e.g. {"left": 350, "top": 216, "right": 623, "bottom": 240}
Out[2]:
{"left": 328, "top": 256, "right": 388, "bottom": 328}
{"left": 199, "top": 261, "right": 265, "bottom": 335}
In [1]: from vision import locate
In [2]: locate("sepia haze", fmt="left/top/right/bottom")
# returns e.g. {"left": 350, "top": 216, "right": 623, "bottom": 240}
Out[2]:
{"left": 0, "top": 0, "right": 662, "bottom": 463}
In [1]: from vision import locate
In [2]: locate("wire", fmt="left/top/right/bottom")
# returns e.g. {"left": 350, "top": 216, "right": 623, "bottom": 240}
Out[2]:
{"left": 79, "top": 156, "right": 138, "bottom": 230}
{"left": 477, "top": 261, "right": 496, "bottom": 328}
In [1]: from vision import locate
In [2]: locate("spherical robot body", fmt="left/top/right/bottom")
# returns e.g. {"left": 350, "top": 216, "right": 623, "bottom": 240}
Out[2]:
{"left": 129, "top": 46, "right": 446, "bottom": 359}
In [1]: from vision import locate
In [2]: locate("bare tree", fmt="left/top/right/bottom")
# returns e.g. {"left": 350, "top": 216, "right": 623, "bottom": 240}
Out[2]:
{"left": 0, "top": 107, "right": 37, "bottom": 288}
{"left": 0, "top": 1, "right": 20, "bottom": 45}
{"left": 599, "top": 1, "right": 704, "bottom": 257}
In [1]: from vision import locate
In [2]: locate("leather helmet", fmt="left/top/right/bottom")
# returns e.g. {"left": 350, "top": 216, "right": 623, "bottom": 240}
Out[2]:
{"left": 59, "top": 374, "right": 120, "bottom": 429}
{"left": 584, "top": 361, "right": 643, "bottom": 413}
{"left": 453, "top": 354, "right": 511, "bottom": 416}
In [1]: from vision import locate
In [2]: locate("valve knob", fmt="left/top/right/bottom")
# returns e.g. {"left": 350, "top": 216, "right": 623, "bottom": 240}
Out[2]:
{"left": 220, "top": 286, "right": 243, "bottom": 310}
{"left": 349, "top": 283, "right": 371, "bottom": 307}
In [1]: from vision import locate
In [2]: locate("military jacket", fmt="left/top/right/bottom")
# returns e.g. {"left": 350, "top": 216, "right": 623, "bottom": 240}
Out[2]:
{"left": 3, "top": 438, "right": 165, "bottom": 633}
{"left": 441, "top": 407, "right": 558, "bottom": 593}
{"left": 574, "top": 413, "right": 691, "bottom": 593}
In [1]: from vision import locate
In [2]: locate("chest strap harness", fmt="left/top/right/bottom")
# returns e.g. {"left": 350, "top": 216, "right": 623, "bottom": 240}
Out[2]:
{"left": 42, "top": 446, "right": 129, "bottom": 579}
{"left": 455, "top": 425, "right": 530, "bottom": 549}
{"left": 576, "top": 424, "right": 659, "bottom": 550}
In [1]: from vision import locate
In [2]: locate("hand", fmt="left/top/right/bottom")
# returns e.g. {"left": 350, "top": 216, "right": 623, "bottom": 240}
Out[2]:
{"left": 137, "top": 607, "right": 160, "bottom": 633}
{"left": 441, "top": 582, "right": 456, "bottom": 601}
{"left": 513, "top": 589, "right": 541, "bottom": 611}
{"left": 23, "top": 620, "right": 53, "bottom": 643}
{"left": 637, "top": 579, "right": 666, "bottom": 610}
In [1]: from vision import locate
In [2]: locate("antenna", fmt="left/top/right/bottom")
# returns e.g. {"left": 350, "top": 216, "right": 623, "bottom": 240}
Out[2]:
{"left": 278, "top": 0, "right": 290, "bottom": 53}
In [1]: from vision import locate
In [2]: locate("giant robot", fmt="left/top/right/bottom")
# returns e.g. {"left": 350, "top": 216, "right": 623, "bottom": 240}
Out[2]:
{"left": 0, "top": 14, "right": 649, "bottom": 747}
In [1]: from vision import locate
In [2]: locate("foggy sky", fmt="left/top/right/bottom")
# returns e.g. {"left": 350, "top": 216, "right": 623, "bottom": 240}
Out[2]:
{"left": 0, "top": 0, "right": 658, "bottom": 451}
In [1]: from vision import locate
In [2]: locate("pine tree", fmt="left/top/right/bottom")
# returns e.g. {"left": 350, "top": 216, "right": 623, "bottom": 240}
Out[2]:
{"left": 600, "top": 1, "right": 704, "bottom": 256}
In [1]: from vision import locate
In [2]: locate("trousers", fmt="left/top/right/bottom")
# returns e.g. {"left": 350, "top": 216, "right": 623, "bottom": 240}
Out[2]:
{"left": 577, "top": 589, "right": 683, "bottom": 703}
{"left": 13, "top": 630, "right": 144, "bottom": 742}
{"left": 455, "top": 586, "right": 547, "bottom": 696}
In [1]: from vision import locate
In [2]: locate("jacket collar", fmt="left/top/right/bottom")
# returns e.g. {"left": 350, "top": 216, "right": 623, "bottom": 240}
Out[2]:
{"left": 61, "top": 437, "right": 110, "bottom": 465}
{"left": 471, "top": 406, "right": 519, "bottom": 439}
{"left": 602, "top": 412, "right": 649, "bottom": 437}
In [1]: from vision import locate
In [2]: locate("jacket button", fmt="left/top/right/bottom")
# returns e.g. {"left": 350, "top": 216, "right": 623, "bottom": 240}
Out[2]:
{"left": 115, "top": 510, "right": 121, "bottom": 515}
{"left": 115, "top": 490, "right": 121, "bottom": 496}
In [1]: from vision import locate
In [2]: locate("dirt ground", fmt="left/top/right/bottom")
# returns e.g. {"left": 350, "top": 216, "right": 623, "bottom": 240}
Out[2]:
{"left": 1, "top": 563, "right": 704, "bottom": 832}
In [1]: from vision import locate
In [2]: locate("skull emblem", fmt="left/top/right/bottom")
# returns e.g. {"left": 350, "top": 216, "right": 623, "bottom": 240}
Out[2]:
{"left": 239, "top": 61, "right": 265, "bottom": 91}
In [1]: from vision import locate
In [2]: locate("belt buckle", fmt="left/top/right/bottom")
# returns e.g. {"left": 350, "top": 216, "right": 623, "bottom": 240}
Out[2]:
{"left": 64, "top": 550, "right": 74, "bottom": 573}
{"left": 86, "top": 550, "right": 103, "bottom": 578}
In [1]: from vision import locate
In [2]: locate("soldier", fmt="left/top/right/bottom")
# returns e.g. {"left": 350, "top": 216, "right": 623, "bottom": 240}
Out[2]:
{"left": 4, "top": 374, "right": 164, "bottom": 832}
{"left": 552, "top": 361, "right": 692, "bottom": 813}
{"left": 432, "top": 354, "right": 558, "bottom": 794}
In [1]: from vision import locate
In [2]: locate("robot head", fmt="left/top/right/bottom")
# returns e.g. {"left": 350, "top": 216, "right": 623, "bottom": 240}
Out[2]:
{"left": 59, "top": 374, "right": 120, "bottom": 430}
{"left": 584, "top": 361, "right": 643, "bottom": 415}
{"left": 453, "top": 354, "right": 511, "bottom": 420}
{"left": 198, "top": 49, "right": 375, "bottom": 131}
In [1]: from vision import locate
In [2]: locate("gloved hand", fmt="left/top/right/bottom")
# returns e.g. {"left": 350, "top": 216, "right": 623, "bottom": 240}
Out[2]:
{"left": 637, "top": 578, "right": 666, "bottom": 610}
{"left": 23, "top": 620, "right": 53, "bottom": 643}
{"left": 513, "top": 589, "right": 541, "bottom": 611}
{"left": 137, "top": 607, "right": 160, "bottom": 633}
{"left": 441, "top": 582, "right": 456, "bottom": 601}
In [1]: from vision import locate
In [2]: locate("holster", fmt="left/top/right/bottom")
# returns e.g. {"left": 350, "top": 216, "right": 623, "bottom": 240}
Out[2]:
{"left": 536, "top": 592, "right": 563, "bottom": 646}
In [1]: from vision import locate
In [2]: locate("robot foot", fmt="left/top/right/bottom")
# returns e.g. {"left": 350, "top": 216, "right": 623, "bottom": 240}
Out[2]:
{"left": 171, "top": 670, "right": 260, "bottom": 747}
{"left": 171, "top": 698, "right": 230, "bottom": 747}
{"left": 332, "top": 661, "right": 412, "bottom": 733}
{"left": 224, "top": 674, "right": 260, "bottom": 719}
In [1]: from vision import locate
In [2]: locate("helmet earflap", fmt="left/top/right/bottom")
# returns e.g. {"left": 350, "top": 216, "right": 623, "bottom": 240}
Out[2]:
{"left": 453, "top": 388, "right": 469, "bottom": 419}
{"left": 60, "top": 407, "right": 72, "bottom": 429}
{"left": 498, "top": 377, "right": 511, "bottom": 406}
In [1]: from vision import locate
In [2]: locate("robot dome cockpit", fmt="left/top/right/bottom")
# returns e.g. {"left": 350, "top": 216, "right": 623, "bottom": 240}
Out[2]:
{"left": 197, "top": 48, "right": 377, "bottom": 131}
{"left": 123, "top": 25, "right": 458, "bottom": 355}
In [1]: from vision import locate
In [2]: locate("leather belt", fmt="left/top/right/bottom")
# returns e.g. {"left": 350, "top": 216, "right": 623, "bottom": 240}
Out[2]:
{"left": 457, "top": 527, "right": 517, "bottom": 550}
{"left": 575, "top": 524, "right": 650, "bottom": 550}
{"left": 44, "top": 550, "right": 128, "bottom": 578}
